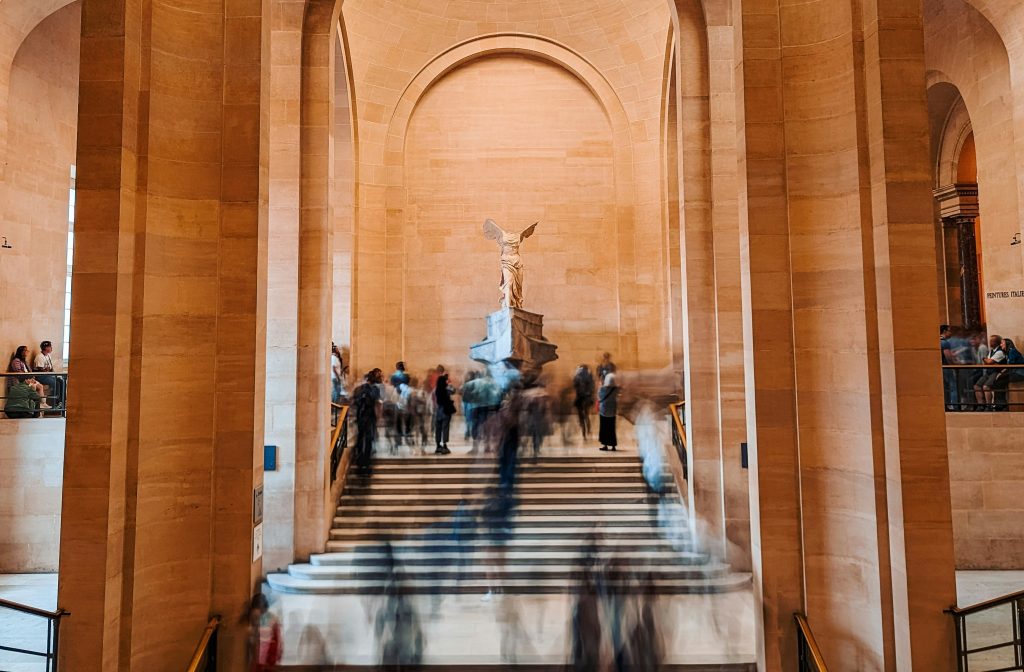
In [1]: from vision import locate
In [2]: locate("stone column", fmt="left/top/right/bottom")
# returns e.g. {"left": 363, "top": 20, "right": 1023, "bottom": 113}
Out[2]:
{"left": 58, "top": 0, "right": 267, "bottom": 669}
{"left": 862, "top": 1, "right": 958, "bottom": 667}
{"left": 732, "top": 1, "right": 805, "bottom": 668}
{"left": 293, "top": 0, "right": 336, "bottom": 559}
{"left": 733, "top": 0, "right": 957, "bottom": 669}
{"left": 674, "top": 4, "right": 726, "bottom": 562}
{"left": 954, "top": 216, "right": 982, "bottom": 327}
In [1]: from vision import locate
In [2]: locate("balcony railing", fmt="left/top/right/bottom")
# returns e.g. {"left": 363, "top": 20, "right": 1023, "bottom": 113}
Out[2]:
{"left": 948, "top": 589, "right": 1024, "bottom": 671}
{"left": 942, "top": 364, "right": 1024, "bottom": 412}
{"left": 1, "top": 371, "right": 67, "bottom": 418}
{"left": 0, "top": 597, "right": 69, "bottom": 672}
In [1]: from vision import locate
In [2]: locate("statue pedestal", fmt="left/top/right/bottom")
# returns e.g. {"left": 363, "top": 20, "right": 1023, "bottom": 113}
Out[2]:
{"left": 469, "top": 307, "right": 558, "bottom": 373}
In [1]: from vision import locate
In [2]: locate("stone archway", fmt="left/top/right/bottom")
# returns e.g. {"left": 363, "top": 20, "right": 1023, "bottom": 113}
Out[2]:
{"left": 929, "top": 82, "right": 985, "bottom": 327}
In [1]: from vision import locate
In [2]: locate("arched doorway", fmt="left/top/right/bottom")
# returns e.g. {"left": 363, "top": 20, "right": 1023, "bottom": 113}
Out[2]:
{"left": 930, "top": 84, "right": 986, "bottom": 329}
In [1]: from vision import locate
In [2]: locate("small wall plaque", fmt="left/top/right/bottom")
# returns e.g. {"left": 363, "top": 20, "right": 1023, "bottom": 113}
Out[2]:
{"left": 252, "top": 522, "right": 263, "bottom": 562}
{"left": 253, "top": 485, "right": 264, "bottom": 525}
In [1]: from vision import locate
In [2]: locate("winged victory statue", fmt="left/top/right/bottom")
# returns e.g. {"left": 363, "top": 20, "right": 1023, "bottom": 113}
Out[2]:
{"left": 483, "top": 218, "right": 539, "bottom": 310}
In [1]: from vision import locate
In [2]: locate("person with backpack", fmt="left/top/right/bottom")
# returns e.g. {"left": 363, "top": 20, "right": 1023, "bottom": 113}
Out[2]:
{"left": 352, "top": 368, "right": 383, "bottom": 474}
{"left": 572, "top": 364, "right": 595, "bottom": 441}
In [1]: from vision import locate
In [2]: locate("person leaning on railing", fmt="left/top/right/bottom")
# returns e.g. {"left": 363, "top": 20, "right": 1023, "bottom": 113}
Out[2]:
{"left": 4, "top": 378, "right": 44, "bottom": 418}
{"left": 6, "top": 345, "right": 51, "bottom": 410}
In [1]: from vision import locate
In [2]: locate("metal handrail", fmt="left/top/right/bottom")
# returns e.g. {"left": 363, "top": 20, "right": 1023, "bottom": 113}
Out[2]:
{"left": 0, "top": 597, "right": 69, "bottom": 672}
{"left": 329, "top": 403, "right": 350, "bottom": 484}
{"left": 947, "top": 589, "right": 1024, "bottom": 671}
{"left": 185, "top": 615, "right": 220, "bottom": 672}
{"left": 0, "top": 598, "right": 68, "bottom": 620}
{"left": 950, "top": 588, "right": 1024, "bottom": 616}
{"left": 668, "top": 400, "right": 687, "bottom": 480}
{"left": 795, "top": 613, "right": 830, "bottom": 671}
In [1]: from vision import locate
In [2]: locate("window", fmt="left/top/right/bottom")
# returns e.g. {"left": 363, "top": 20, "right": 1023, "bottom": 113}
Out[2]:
{"left": 63, "top": 166, "right": 75, "bottom": 359}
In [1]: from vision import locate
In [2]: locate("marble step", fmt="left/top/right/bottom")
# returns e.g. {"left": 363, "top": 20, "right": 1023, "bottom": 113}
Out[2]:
{"left": 315, "top": 536, "right": 692, "bottom": 557}
{"left": 360, "top": 464, "right": 644, "bottom": 474}
{"left": 325, "top": 528, "right": 691, "bottom": 546}
{"left": 285, "top": 562, "right": 730, "bottom": 582}
{"left": 343, "top": 482, "right": 655, "bottom": 494}
{"left": 341, "top": 493, "right": 674, "bottom": 507}
{"left": 309, "top": 547, "right": 708, "bottom": 566}
{"left": 330, "top": 514, "right": 671, "bottom": 530}
{"left": 352, "top": 473, "right": 651, "bottom": 483}
{"left": 265, "top": 572, "right": 752, "bottom": 595}
{"left": 335, "top": 504, "right": 668, "bottom": 518}
{"left": 370, "top": 455, "right": 641, "bottom": 465}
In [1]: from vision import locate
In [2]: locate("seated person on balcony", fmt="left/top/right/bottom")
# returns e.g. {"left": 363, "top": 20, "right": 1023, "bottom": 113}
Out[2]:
{"left": 7, "top": 346, "right": 50, "bottom": 409}
{"left": 4, "top": 378, "right": 43, "bottom": 418}
{"left": 1001, "top": 336, "right": 1024, "bottom": 385}
{"left": 32, "top": 340, "right": 64, "bottom": 408}
{"left": 974, "top": 335, "right": 1008, "bottom": 411}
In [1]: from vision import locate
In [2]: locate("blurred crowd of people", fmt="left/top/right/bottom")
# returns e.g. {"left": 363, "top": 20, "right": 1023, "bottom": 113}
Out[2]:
{"left": 340, "top": 351, "right": 636, "bottom": 477}
{"left": 940, "top": 325, "right": 1024, "bottom": 411}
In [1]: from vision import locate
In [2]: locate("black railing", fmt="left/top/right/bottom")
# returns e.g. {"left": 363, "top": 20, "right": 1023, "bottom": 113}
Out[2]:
{"left": 186, "top": 616, "right": 220, "bottom": 672}
{"left": 942, "top": 364, "right": 1024, "bottom": 412}
{"left": 329, "top": 403, "right": 350, "bottom": 484}
{"left": 0, "top": 597, "right": 69, "bottom": 672}
{"left": 668, "top": 400, "right": 687, "bottom": 480}
{"left": 948, "top": 589, "right": 1024, "bottom": 671}
{"left": 1, "top": 371, "right": 68, "bottom": 418}
{"left": 795, "top": 613, "right": 829, "bottom": 672}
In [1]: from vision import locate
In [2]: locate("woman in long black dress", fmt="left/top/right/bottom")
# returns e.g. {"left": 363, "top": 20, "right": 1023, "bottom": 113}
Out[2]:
{"left": 598, "top": 373, "right": 619, "bottom": 451}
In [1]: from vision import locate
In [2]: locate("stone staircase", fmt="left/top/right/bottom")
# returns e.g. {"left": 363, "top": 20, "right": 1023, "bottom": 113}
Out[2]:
{"left": 268, "top": 451, "right": 749, "bottom": 596}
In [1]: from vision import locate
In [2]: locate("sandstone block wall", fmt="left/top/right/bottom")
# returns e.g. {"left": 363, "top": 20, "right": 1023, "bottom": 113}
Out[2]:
{"left": 0, "top": 419, "right": 63, "bottom": 572}
{"left": 947, "top": 413, "right": 1024, "bottom": 570}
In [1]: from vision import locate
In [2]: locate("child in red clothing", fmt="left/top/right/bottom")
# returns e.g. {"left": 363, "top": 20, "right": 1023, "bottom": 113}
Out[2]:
{"left": 247, "top": 593, "right": 282, "bottom": 671}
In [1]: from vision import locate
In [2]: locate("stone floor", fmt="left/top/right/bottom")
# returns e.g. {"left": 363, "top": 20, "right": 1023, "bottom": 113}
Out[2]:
{"left": 3, "top": 571, "right": 1022, "bottom": 668}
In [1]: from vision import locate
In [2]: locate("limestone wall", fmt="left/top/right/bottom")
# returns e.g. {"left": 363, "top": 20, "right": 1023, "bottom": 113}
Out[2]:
{"left": 947, "top": 413, "right": 1024, "bottom": 570}
{"left": 0, "top": 419, "right": 63, "bottom": 572}
{"left": 0, "top": 2, "right": 79, "bottom": 364}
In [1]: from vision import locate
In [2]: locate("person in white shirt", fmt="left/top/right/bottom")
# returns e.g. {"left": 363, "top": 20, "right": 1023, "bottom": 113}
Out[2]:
{"left": 32, "top": 341, "right": 63, "bottom": 408}
{"left": 974, "top": 334, "right": 1006, "bottom": 409}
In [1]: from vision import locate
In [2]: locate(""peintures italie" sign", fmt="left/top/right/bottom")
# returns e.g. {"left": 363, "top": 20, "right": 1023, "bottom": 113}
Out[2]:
{"left": 987, "top": 290, "right": 1024, "bottom": 299}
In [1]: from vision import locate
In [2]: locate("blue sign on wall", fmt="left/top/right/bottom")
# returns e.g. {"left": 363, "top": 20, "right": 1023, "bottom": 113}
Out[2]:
{"left": 264, "top": 445, "right": 277, "bottom": 472}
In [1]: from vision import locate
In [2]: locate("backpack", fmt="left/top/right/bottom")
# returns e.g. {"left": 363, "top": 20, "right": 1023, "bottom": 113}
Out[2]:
{"left": 352, "top": 383, "right": 377, "bottom": 421}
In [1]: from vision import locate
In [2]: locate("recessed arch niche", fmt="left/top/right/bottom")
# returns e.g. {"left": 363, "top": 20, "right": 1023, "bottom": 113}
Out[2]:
{"left": 379, "top": 35, "right": 640, "bottom": 377}
{"left": 929, "top": 80, "right": 986, "bottom": 327}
